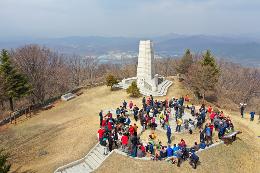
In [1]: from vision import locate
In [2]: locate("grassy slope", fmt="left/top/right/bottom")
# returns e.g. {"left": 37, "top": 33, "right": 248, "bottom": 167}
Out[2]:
{"left": 0, "top": 77, "right": 259, "bottom": 173}
{"left": 0, "top": 85, "right": 141, "bottom": 173}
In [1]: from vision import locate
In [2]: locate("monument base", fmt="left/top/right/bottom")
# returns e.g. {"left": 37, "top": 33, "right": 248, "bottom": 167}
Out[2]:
{"left": 117, "top": 78, "right": 172, "bottom": 97}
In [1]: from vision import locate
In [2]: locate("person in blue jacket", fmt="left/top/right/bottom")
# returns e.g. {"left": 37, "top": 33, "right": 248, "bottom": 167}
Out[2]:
{"left": 172, "top": 144, "right": 179, "bottom": 156}
{"left": 166, "top": 145, "right": 173, "bottom": 157}
{"left": 199, "top": 141, "right": 206, "bottom": 149}
{"left": 166, "top": 125, "right": 172, "bottom": 144}
{"left": 250, "top": 111, "right": 255, "bottom": 121}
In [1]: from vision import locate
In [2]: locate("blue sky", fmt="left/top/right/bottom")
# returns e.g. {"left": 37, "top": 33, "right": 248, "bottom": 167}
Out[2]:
{"left": 0, "top": 0, "right": 260, "bottom": 38}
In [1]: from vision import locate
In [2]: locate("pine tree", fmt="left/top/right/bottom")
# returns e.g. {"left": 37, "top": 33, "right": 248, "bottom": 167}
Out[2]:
{"left": 0, "top": 75, "right": 6, "bottom": 109}
{"left": 105, "top": 74, "right": 118, "bottom": 90}
{"left": 201, "top": 50, "right": 217, "bottom": 67}
{"left": 186, "top": 50, "right": 220, "bottom": 101}
{"left": 0, "top": 149, "right": 11, "bottom": 173}
{"left": 0, "top": 49, "right": 31, "bottom": 111}
{"left": 201, "top": 50, "right": 220, "bottom": 76}
{"left": 127, "top": 81, "right": 141, "bottom": 97}
{"left": 176, "top": 49, "right": 193, "bottom": 75}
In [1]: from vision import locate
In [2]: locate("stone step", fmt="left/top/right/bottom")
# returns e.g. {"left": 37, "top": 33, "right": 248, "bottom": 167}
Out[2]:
{"left": 138, "top": 80, "right": 172, "bottom": 96}
{"left": 89, "top": 151, "right": 103, "bottom": 164}
{"left": 85, "top": 155, "right": 99, "bottom": 169}
{"left": 78, "top": 162, "right": 92, "bottom": 172}
{"left": 93, "top": 149, "right": 106, "bottom": 161}
{"left": 95, "top": 144, "right": 105, "bottom": 154}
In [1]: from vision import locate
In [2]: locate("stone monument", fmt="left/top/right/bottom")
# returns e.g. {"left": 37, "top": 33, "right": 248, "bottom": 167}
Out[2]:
{"left": 136, "top": 40, "right": 158, "bottom": 92}
{"left": 118, "top": 40, "right": 172, "bottom": 96}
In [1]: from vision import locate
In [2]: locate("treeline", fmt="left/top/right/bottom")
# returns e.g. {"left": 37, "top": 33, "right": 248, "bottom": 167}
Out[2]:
{"left": 0, "top": 44, "right": 177, "bottom": 118}
{"left": 175, "top": 49, "right": 260, "bottom": 112}
{"left": 1, "top": 44, "right": 258, "bottom": 117}
{"left": 0, "top": 45, "right": 128, "bottom": 117}
{"left": 216, "top": 61, "right": 260, "bottom": 111}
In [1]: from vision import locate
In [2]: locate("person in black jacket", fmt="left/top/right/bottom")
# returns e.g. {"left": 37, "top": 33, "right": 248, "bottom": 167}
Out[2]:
{"left": 99, "top": 110, "right": 103, "bottom": 127}
{"left": 131, "top": 132, "right": 139, "bottom": 157}
{"left": 200, "top": 129, "right": 205, "bottom": 143}
{"left": 108, "top": 134, "right": 113, "bottom": 152}
{"left": 189, "top": 152, "right": 199, "bottom": 169}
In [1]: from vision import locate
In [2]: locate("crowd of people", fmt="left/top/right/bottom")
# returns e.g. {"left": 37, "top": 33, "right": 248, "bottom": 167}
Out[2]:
{"left": 97, "top": 95, "right": 238, "bottom": 169}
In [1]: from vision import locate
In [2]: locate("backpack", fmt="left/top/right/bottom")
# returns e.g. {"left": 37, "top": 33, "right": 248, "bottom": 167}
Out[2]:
{"left": 100, "top": 137, "right": 107, "bottom": 146}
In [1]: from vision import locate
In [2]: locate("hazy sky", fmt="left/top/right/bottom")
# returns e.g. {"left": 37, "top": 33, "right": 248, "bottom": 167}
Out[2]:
{"left": 0, "top": 0, "right": 260, "bottom": 38}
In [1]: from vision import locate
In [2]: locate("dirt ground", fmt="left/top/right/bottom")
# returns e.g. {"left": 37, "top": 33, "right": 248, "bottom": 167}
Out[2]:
{"left": 0, "top": 77, "right": 260, "bottom": 173}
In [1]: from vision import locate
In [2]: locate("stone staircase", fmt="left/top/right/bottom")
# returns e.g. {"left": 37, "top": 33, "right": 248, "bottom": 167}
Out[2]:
{"left": 54, "top": 143, "right": 110, "bottom": 173}
{"left": 139, "top": 80, "right": 173, "bottom": 96}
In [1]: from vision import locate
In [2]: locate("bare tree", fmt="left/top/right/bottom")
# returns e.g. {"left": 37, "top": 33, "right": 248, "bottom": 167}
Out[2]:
{"left": 83, "top": 56, "right": 99, "bottom": 84}
{"left": 68, "top": 54, "right": 85, "bottom": 86}
{"left": 217, "top": 61, "right": 260, "bottom": 108}
{"left": 11, "top": 45, "right": 70, "bottom": 104}
{"left": 155, "top": 57, "right": 176, "bottom": 77}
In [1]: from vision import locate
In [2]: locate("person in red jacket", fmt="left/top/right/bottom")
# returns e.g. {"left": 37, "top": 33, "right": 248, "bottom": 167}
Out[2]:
{"left": 121, "top": 133, "right": 129, "bottom": 152}
{"left": 101, "top": 119, "right": 106, "bottom": 127}
{"left": 107, "top": 120, "right": 113, "bottom": 131}
{"left": 207, "top": 106, "right": 213, "bottom": 114}
{"left": 179, "top": 139, "right": 187, "bottom": 148}
{"left": 140, "top": 144, "right": 146, "bottom": 153}
{"left": 129, "top": 101, "right": 133, "bottom": 110}
{"left": 105, "top": 111, "right": 113, "bottom": 119}
{"left": 210, "top": 112, "right": 215, "bottom": 123}
{"left": 98, "top": 127, "right": 105, "bottom": 141}
{"left": 184, "top": 95, "right": 190, "bottom": 102}
{"left": 129, "top": 125, "right": 135, "bottom": 136}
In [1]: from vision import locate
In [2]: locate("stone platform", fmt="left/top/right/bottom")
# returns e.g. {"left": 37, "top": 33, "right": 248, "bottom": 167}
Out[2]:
{"left": 117, "top": 79, "right": 173, "bottom": 96}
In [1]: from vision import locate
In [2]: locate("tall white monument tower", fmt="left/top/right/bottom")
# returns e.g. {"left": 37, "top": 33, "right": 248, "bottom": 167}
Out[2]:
{"left": 118, "top": 40, "right": 172, "bottom": 96}
{"left": 137, "top": 40, "right": 158, "bottom": 92}
{"left": 137, "top": 40, "right": 155, "bottom": 80}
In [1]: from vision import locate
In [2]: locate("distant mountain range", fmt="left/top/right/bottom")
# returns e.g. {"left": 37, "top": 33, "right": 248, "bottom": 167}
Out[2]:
{"left": 0, "top": 34, "right": 259, "bottom": 67}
